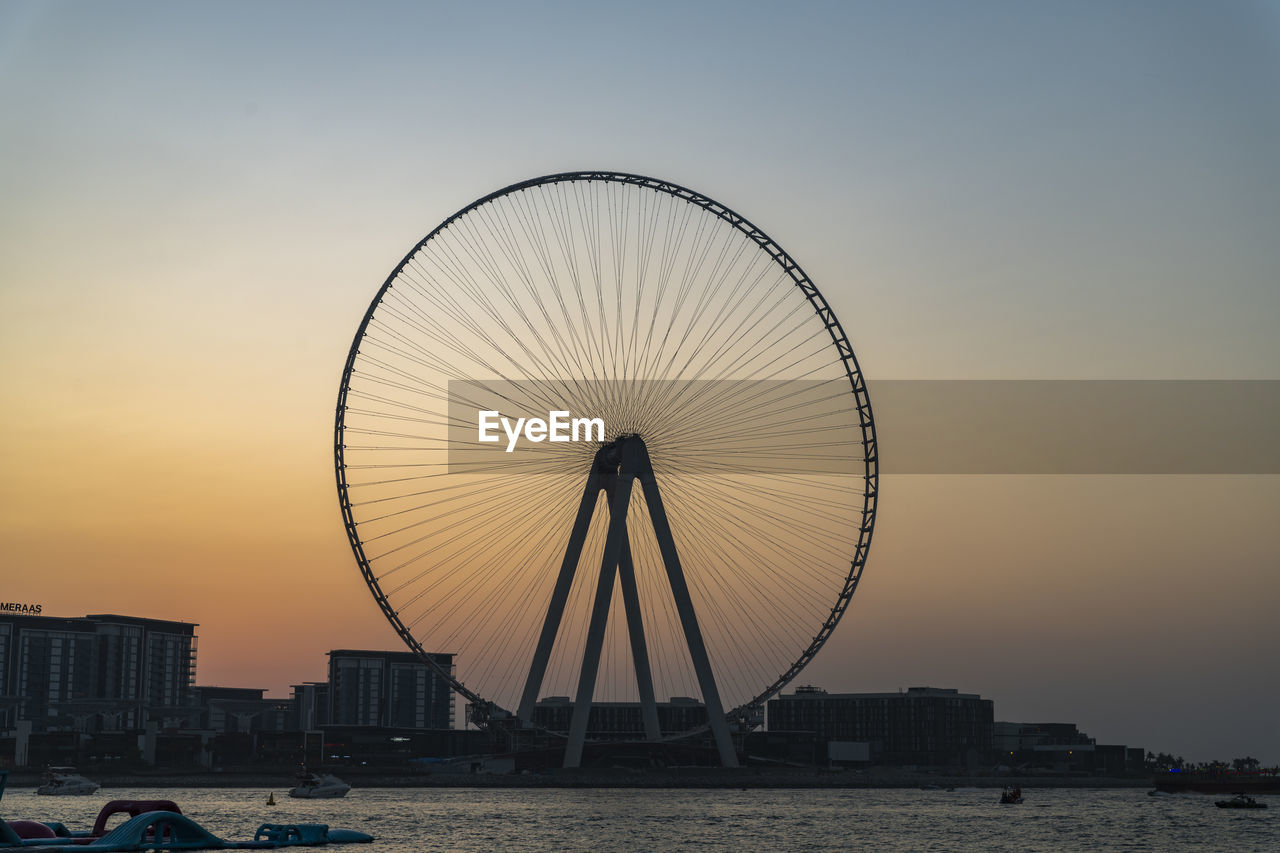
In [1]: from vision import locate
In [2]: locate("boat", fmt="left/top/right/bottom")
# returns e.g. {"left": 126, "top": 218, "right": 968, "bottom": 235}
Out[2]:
{"left": 288, "top": 767, "right": 351, "bottom": 799}
{"left": 1215, "top": 792, "right": 1268, "bottom": 809}
{"left": 35, "top": 767, "right": 99, "bottom": 796}
{"left": 999, "top": 786, "right": 1024, "bottom": 804}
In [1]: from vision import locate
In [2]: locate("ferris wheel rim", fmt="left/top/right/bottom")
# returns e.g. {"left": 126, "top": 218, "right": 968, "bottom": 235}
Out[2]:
{"left": 333, "top": 170, "right": 879, "bottom": 726}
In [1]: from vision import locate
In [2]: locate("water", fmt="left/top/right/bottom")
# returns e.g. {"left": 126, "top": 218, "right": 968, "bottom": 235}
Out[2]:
{"left": 3, "top": 787, "right": 1276, "bottom": 851}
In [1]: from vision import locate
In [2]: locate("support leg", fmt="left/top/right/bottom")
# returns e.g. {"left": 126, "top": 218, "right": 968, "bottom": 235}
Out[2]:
{"left": 639, "top": 473, "right": 739, "bottom": 768}
{"left": 518, "top": 463, "right": 601, "bottom": 722}
{"left": 617, "top": 529, "right": 661, "bottom": 741}
{"left": 564, "top": 475, "right": 635, "bottom": 768}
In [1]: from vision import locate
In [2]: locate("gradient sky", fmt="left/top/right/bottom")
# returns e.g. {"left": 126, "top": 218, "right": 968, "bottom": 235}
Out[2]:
{"left": 1, "top": 1, "right": 1277, "bottom": 763}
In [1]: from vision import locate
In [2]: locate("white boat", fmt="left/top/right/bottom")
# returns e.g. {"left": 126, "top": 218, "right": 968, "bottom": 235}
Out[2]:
{"left": 288, "top": 768, "right": 351, "bottom": 799}
{"left": 36, "top": 766, "right": 100, "bottom": 795}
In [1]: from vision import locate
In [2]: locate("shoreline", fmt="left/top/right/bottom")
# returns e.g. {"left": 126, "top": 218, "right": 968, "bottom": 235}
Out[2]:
{"left": 2, "top": 771, "right": 1152, "bottom": 790}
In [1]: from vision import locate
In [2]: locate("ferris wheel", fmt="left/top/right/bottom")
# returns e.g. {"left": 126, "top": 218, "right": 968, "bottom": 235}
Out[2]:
{"left": 334, "top": 172, "right": 878, "bottom": 767}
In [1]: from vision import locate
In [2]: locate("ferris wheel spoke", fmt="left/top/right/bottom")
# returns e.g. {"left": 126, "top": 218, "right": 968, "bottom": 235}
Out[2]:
{"left": 404, "top": 495, "right": 571, "bottom": 631}
{"left": 381, "top": 496, "right": 577, "bottom": 618}
{"left": 493, "top": 196, "right": 597, "bottom": 385}
{"left": 659, "top": 492, "right": 824, "bottom": 664}
{"left": 363, "top": 472, "right": 557, "bottom": 565}
{"left": 668, "top": 488, "right": 846, "bottom": 608}
{"left": 471, "top": 203, "right": 589, "bottom": 384}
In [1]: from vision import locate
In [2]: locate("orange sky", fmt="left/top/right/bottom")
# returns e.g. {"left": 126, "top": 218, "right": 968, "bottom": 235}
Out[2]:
{"left": 2, "top": 1, "right": 1277, "bottom": 763}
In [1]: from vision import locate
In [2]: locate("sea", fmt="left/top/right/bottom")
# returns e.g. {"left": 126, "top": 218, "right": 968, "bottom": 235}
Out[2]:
{"left": 3, "top": 786, "right": 1276, "bottom": 852}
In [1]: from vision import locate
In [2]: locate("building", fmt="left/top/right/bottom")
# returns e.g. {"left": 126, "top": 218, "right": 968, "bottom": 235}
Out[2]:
{"left": 767, "top": 686, "right": 994, "bottom": 767}
{"left": 995, "top": 721, "right": 1144, "bottom": 775}
{"left": 290, "top": 681, "right": 330, "bottom": 730}
{"left": 318, "top": 726, "right": 487, "bottom": 768}
{"left": 192, "top": 686, "right": 291, "bottom": 733}
{"left": 327, "top": 650, "right": 454, "bottom": 729}
{"left": 994, "top": 721, "right": 1091, "bottom": 754}
{"left": 0, "top": 612, "right": 197, "bottom": 733}
{"left": 531, "top": 696, "right": 709, "bottom": 739}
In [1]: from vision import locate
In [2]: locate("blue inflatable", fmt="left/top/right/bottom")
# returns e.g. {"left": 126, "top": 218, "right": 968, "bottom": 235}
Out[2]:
{"left": 0, "top": 771, "right": 373, "bottom": 850}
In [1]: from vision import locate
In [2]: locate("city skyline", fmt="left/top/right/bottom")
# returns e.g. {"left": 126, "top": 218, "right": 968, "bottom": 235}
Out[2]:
{"left": 1, "top": 1, "right": 1277, "bottom": 764}
{"left": 0, "top": 605, "right": 1144, "bottom": 766}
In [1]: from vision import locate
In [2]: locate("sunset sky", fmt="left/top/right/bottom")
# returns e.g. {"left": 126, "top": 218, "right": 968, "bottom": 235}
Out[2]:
{"left": 2, "top": 1, "right": 1277, "bottom": 762}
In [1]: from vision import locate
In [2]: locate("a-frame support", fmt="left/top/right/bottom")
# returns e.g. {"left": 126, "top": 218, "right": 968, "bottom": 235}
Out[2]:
{"left": 516, "top": 436, "right": 738, "bottom": 768}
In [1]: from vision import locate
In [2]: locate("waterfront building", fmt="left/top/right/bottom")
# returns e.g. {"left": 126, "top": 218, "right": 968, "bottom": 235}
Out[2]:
{"left": 767, "top": 686, "right": 994, "bottom": 767}
{"left": 290, "top": 681, "right": 330, "bottom": 730}
{"left": 0, "top": 612, "right": 197, "bottom": 733}
{"left": 327, "top": 649, "right": 454, "bottom": 729}
{"left": 995, "top": 721, "right": 1144, "bottom": 774}
{"left": 191, "top": 686, "right": 291, "bottom": 733}
{"left": 318, "top": 725, "right": 487, "bottom": 767}
{"left": 531, "top": 696, "right": 709, "bottom": 739}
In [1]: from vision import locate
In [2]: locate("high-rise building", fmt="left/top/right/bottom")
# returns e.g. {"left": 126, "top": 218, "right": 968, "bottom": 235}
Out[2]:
{"left": 0, "top": 612, "right": 197, "bottom": 732}
{"left": 767, "top": 686, "right": 994, "bottom": 767}
{"left": 326, "top": 650, "right": 454, "bottom": 729}
{"left": 90, "top": 614, "right": 196, "bottom": 714}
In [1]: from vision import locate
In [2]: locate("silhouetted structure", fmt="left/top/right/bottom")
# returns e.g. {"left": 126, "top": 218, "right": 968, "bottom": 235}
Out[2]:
{"left": 290, "top": 681, "right": 330, "bottom": 730}
{"left": 0, "top": 611, "right": 498, "bottom": 770}
{"left": 191, "top": 686, "right": 291, "bottom": 733}
{"left": 319, "top": 725, "right": 486, "bottom": 767}
{"left": 327, "top": 649, "right": 454, "bottom": 729}
{"left": 0, "top": 612, "right": 196, "bottom": 733}
{"left": 767, "top": 686, "right": 993, "bottom": 767}
{"left": 995, "top": 721, "right": 1144, "bottom": 774}
{"left": 531, "top": 696, "right": 709, "bottom": 739}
